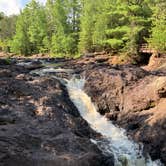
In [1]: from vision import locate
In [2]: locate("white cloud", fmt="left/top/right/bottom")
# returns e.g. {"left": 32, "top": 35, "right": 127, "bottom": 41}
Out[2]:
{"left": 0, "top": 0, "right": 47, "bottom": 16}
{"left": 37, "top": 0, "right": 47, "bottom": 4}
{"left": 0, "top": 0, "right": 22, "bottom": 16}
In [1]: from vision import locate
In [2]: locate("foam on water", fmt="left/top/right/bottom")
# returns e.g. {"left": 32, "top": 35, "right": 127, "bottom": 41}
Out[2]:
{"left": 30, "top": 67, "right": 163, "bottom": 166}
{"left": 66, "top": 77, "right": 163, "bottom": 166}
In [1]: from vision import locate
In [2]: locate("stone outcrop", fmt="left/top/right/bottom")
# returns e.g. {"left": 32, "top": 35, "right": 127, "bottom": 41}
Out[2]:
{"left": 58, "top": 53, "right": 166, "bottom": 164}
{"left": 83, "top": 62, "right": 166, "bottom": 165}
{"left": 0, "top": 53, "right": 166, "bottom": 165}
{"left": 0, "top": 61, "right": 112, "bottom": 166}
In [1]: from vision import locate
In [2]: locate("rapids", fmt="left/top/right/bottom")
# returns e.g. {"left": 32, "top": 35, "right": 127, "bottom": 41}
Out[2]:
{"left": 30, "top": 67, "right": 163, "bottom": 166}
{"left": 66, "top": 77, "right": 163, "bottom": 166}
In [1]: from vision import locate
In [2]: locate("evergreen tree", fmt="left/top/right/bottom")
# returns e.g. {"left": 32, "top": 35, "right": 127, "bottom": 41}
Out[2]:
{"left": 92, "top": 0, "right": 108, "bottom": 51}
{"left": 103, "top": 0, "right": 129, "bottom": 52}
{"left": 1, "top": 0, "right": 164, "bottom": 59}
{"left": 0, "top": 13, "right": 17, "bottom": 52}
{"left": 0, "top": 14, "right": 17, "bottom": 41}
{"left": 25, "top": 0, "right": 48, "bottom": 53}
{"left": 49, "top": 0, "right": 70, "bottom": 54}
{"left": 47, "top": 0, "right": 80, "bottom": 55}
{"left": 10, "top": 13, "right": 30, "bottom": 55}
{"left": 148, "top": 0, "right": 166, "bottom": 53}
{"left": 79, "top": 0, "right": 98, "bottom": 52}
{"left": 125, "top": 0, "right": 152, "bottom": 56}
{"left": 11, "top": 0, "right": 48, "bottom": 55}
{"left": 67, "top": 0, "right": 81, "bottom": 53}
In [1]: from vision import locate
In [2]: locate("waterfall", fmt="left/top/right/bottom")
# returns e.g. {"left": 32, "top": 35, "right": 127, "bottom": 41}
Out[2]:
{"left": 66, "top": 77, "right": 163, "bottom": 166}
{"left": 30, "top": 67, "right": 163, "bottom": 166}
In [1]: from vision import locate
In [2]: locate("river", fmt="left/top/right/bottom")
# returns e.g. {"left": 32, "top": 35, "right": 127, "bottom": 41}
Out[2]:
{"left": 31, "top": 66, "right": 163, "bottom": 166}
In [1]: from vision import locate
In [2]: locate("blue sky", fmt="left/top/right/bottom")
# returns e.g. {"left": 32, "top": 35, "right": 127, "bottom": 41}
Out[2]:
{"left": 0, "top": 0, "right": 46, "bottom": 16}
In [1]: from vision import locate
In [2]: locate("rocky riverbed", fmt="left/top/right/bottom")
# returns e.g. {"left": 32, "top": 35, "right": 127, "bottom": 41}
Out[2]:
{"left": 0, "top": 58, "right": 113, "bottom": 166}
{"left": 66, "top": 54, "right": 166, "bottom": 165}
{"left": 0, "top": 53, "right": 166, "bottom": 166}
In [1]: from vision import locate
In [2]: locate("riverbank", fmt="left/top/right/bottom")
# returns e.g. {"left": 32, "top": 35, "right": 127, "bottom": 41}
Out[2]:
{"left": 0, "top": 53, "right": 166, "bottom": 165}
{"left": 65, "top": 53, "right": 166, "bottom": 164}
{"left": 0, "top": 58, "right": 113, "bottom": 166}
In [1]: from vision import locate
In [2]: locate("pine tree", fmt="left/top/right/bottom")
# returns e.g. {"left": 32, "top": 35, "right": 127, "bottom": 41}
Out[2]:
{"left": 49, "top": 0, "right": 69, "bottom": 54}
{"left": 11, "top": 0, "right": 48, "bottom": 55}
{"left": 0, "top": 15, "right": 17, "bottom": 40}
{"left": 10, "top": 13, "right": 30, "bottom": 55}
{"left": 92, "top": 0, "right": 108, "bottom": 51}
{"left": 67, "top": 0, "right": 81, "bottom": 53}
{"left": 148, "top": 0, "right": 166, "bottom": 53}
{"left": 26, "top": 0, "right": 48, "bottom": 53}
{"left": 125, "top": 0, "right": 152, "bottom": 56}
{"left": 0, "top": 13, "right": 17, "bottom": 52}
{"left": 47, "top": 0, "right": 80, "bottom": 55}
{"left": 103, "top": 0, "right": 129, "bottom": 52}
{"left": 79, "top": 0, "right": 98, "bottom": 53}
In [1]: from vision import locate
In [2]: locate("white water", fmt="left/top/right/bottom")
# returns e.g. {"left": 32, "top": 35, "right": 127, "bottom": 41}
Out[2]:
{"left": 29, "top": 67, "right": 163, "bottom": 166}
{"left": 66, "top": 77, "right": 163, "bottom": 166}
{"left": 31, "top": 67, "right": 74, "bottom": 76}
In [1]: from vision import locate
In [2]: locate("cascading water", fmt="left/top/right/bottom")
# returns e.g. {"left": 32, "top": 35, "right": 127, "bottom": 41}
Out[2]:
{"left": 66, "top": 77, "right": 163, "bottom": 166}
{"left": 30, "top": 66, "right": 163, "bottom": 166}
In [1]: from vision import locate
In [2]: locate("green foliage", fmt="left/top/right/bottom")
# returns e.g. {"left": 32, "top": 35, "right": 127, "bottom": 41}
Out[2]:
{"left": 104, "top": 39, "right": 124, "bottom": 50}
{"left": 79, "top": 0, "right": 98, "bottom": 52}
{"left": 47, "top": 0, "right": 80, "bottom": 55}
{"left": 0, "top": 13, "right": 17, "bottom": 53}
{"left": 148, "top": 1, "right": 166, "bottom": 53}
{"left": 0, "top": 40, "right": 6, "bottom": 51}
{"left": 0, "top": 0, "right": 165, "bottom": 59}
{"left": 4, "top": 57, "right": 11, "bottom": 65}
{"left": 0, "top": 15, "right": 17, "bottom": 40}
{"left": 10, "top": 13, "right": 30, "bottom": 55}
{"left": 11, "top": 0, "right": 48, "bottom": 55}
{"left": 106, "top": 26, "right": 130, "bottom": 38}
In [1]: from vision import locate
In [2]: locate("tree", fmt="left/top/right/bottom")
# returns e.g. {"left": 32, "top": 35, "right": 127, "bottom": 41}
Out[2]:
{"left": 0, "top": 13, "right": 17, "bottom": 52}
{"left": 67, "top": 0, "right": 81, "bottom": 53}
{"left": 0, "top": 15, "right": 17, "bottom": 40}
{"left": 10, "top": 13, "right": 30, "bottom": 55}
{"left": 49, "top": 0, "right": 70, "bottom": 54}
{"left": 79, "top": 0, "right": 98, "bottom": 53}
{"left": 46, "top": 0, "right": 81, "bottom": 55}
{"left": 125, "top": 0, "right": 152, "bottom": 57}
{"left": 103, "top": 0, "right": 129, "bottom": 52}
{"left": 92, "top": 0, "right": 108, "bottom": 51}
{"left": 25, "top": 0, "right": 48, "bottom": 53}
{"left": 1, "top": 0, "right": 164, "bottom": 59}
{"left": 148, "top": 0, "right": 166, "bottom": 53}
{"left": 11, "top": 0, "right": 48, "bottom": 55}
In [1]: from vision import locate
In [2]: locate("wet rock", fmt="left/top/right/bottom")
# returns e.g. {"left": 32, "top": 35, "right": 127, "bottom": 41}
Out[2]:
{"left": 105, "top": 112, "right": 118, "bottom": 121}
{"left": 0, "top": 69, "right": 12, "bottom": 77}
{"left": 0, "top": 62, "right": 112, "bottom": 166}
{"left": 0, "top": 59, "right": 11, "bottom": 65}
{"left": 81, "top": 62, "right": 166, "bottom": 165}
{"left": 17, "top": 60, "right": 43, "bottom": 70}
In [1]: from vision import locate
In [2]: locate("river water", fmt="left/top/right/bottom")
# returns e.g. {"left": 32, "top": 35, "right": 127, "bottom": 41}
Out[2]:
{"left": 30, "top": 66, "right": 163, "bottom": 166}
{"left": 66, "top": 76, "right": 163, "bottom": 166}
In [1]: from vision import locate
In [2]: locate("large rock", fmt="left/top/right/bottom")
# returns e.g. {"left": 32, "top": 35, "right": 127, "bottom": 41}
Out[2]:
{"left": 82, "top": 63, "right": 166, "bottom": 165}
{"left": 0, "top": 62, "right": 113, "bottom": 166}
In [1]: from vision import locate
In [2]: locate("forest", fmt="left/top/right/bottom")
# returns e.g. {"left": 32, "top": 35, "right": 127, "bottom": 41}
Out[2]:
{"left": 0, "top": 0, "right": 166, "bottom": 61}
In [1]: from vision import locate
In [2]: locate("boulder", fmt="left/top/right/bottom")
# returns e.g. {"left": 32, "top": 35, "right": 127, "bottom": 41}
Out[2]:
{"left": 82, "top": 63, "right": 166, "bottom": 165}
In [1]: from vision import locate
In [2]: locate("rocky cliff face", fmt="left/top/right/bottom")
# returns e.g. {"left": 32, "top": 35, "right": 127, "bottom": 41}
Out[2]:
{"left": 0, "top": 60, "right": 112, "bottom": 166}
{"left": 0, "top": 53, "right": 166, "bottom": 165}
{"left": 81, "top": 58, "right": 166, "bottom": 164}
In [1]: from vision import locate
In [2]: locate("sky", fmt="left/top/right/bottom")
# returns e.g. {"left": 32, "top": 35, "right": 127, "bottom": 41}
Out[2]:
{"left": 0, "top": 0, "right": 46, "bottom": 16}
